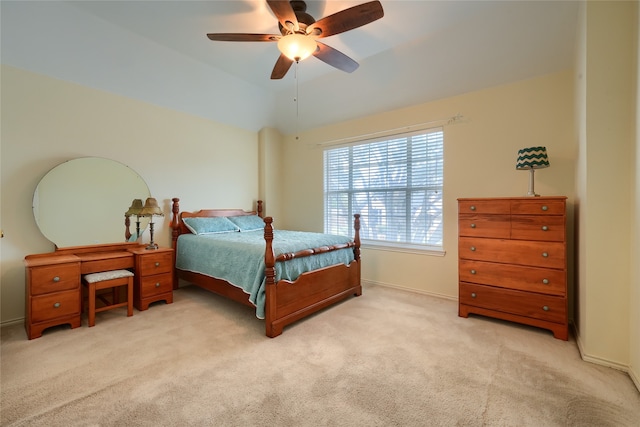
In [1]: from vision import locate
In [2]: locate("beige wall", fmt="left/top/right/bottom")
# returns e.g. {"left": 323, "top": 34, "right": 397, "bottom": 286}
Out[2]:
{"left": 281, "top": 71, "right": 577, "bottom": 302}
{"left": 574, "top": 1, "right": 638, "bottom": 376}
{"left": 630, "top": 0, "right": 640, "bottom": 391}
{"left": 1, "top": 65, "right": 259, "bottom": 323}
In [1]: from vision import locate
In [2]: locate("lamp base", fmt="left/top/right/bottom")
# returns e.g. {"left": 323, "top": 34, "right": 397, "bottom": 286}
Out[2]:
{"left": 525, "top": 168, "right": 540, "bottom": 197}
{"left": 145, "top": 243, "right": 159, "bottom": 250}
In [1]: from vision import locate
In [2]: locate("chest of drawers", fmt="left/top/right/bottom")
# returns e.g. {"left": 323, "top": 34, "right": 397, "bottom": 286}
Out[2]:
{"left": 25, "top": 255, "right": 82, "bottom": 339}
{"left": 130, "top": 247, "right": 174, "bottom": 311}
{"left": 457, "top": 196, "right": 568, "bottom": 340}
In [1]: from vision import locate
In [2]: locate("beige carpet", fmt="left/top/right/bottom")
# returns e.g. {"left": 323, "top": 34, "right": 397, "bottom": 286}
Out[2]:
{"left": 2, "top": 284, "right": 639, "bottom": 426}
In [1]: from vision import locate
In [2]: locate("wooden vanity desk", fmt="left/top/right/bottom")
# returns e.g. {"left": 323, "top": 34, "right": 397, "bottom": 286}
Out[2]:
{"left": 25, "top": 242, "right": 174, "bottom": 339}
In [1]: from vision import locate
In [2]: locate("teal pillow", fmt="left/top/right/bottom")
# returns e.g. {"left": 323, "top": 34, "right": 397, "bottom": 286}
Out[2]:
{"left": 183, "top": 217, "right": 239, "bottom": 235}
{"left": 227, "top": 215, "right": 265, "bottom": 232}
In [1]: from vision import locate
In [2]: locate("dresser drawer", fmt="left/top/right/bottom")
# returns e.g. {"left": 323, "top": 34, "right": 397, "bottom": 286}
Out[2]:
{"left": 459, "top": 259, "right": 565, "bottom": 295}
{"left": 459, "top": 200, "right": 510, "bottom": 215}
{"left": 511, "top": 215, "right": 565, "bottom": 242}
{"left": 139, "top": 273, "right": 173, "bottom": 297}
{"left": 30, "top": 263, "right": 80, "bottom": 295}
{"left": 511, "top": 199, "right": 565, "bottom": 215}
{"left": 31, "top": 290, "right": 80, "bottom": 323}
{"left": 138, "top": 252, "right": 173, "bottom": 276}
{"left": 459, "top": 214, "right": 510, "bottom": 238}
{"left": 459, "top": 282, "right": 566, "bottom": 324}
{"left": 459, "top": 237, "right": 565, "bottom": 269}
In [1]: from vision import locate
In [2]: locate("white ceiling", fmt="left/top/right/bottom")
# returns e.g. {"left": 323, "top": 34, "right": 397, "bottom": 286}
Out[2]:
{"left": 1, "top": 0, "right": 579, "bottom": 134}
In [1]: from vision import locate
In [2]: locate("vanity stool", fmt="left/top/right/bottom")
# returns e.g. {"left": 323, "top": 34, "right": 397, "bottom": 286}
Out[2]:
{"left": 82, "top": 269, "right": 134, "bottom": 327}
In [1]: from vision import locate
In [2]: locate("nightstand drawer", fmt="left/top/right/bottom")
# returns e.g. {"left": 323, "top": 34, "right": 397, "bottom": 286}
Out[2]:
{"left": 30, "top": 263, "right": 80, "bottom": 295}
{"left": 511, "top": 215, "right": 565, "bottom": 242}
{"left": 31, "top": 290, "right": 80, "bottom": 323}
{"left": 459, "top": 259, "right": 565, "bottom": 295}
{"left": 459, "top": 282, "right": 566, "bottom": 324}
{"left": 138, "top": 252, "right": 173, "bottom": 276}
{"left": 139, "top": 273, "right": 173, "bottom": 297}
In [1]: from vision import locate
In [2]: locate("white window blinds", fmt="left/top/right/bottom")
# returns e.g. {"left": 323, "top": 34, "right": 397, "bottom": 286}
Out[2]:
{"left": 324, "top": 127, "right": 444, "bottom": 248}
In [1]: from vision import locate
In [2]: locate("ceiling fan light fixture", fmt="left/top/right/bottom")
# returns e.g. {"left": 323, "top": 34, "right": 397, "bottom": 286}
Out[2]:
{"left": 277, "top": 33, "right": 317, "bottom": 62}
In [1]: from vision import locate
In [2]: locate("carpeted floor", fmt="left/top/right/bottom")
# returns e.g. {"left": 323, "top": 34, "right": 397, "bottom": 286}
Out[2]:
{"left": 1, "top": 284, "right": 639, "bottom": 426}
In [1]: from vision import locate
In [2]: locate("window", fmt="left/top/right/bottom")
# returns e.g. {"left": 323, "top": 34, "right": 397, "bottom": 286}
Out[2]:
{"left": 323, "top": 127, "right": 444, "bottom": 249}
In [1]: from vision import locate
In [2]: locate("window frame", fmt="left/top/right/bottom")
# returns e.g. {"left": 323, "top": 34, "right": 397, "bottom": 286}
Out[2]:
{"left": 323, "top": 126, "right": 445, "bottom": 254}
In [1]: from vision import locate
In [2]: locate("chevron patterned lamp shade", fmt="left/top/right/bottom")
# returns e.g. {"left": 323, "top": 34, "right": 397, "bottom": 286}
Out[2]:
{"left": 516, "top": 146, "right": 550, "bottom": 197}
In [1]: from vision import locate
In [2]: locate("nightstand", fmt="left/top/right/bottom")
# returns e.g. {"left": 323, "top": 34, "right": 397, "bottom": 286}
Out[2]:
{"left": 130, "top": 247, "right": 174, "bottom": 310}
{"left": 24, "top": 254, "right": 82, "bottom": 339}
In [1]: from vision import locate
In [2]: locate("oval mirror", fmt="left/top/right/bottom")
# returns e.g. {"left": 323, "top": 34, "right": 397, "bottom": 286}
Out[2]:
{"left": 33, "top": 157, "right": 151, "bottom": 248}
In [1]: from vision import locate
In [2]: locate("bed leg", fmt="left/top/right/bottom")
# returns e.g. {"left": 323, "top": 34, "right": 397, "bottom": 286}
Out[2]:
{"left": 266, "top": 324, "right": 283, "bottom": 338}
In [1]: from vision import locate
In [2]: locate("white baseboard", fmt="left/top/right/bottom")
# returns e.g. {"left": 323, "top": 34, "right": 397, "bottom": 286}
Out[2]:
{"left": 1, "top": 317, "right": 24, "bottom": 328}
{"left": 572, "top": 323, "right": 639, "bottom": 393}
{"left": 361, "top": 279, "right": 457, "bottom": 302}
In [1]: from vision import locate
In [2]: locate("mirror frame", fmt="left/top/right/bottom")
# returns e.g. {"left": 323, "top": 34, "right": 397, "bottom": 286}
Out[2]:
{"left": 33, "top": 157, "right": 151, "bottom": 248}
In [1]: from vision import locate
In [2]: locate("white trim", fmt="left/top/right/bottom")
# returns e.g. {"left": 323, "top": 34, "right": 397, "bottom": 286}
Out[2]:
{"left": 362, "top": 240, "right": 445, "bottom": 256}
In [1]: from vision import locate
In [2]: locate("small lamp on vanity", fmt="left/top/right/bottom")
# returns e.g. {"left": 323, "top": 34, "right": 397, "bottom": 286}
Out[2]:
{"left": 516, "top": 146, "right": 550, "bottom": 197}
{"left": 139, "top": 197, "right": 164, "bottom": 250}
{"left": 125, "top": 199, "right": 144, "bottom": 241}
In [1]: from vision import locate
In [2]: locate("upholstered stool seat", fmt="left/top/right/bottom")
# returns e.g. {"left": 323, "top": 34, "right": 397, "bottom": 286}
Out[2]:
{"left": 82, "top": 269, "right": 134, "bottom": 327}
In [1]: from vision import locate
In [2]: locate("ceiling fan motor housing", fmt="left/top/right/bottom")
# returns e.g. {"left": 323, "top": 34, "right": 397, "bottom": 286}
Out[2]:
{"left": 279, "top": 0, "right": 316, "bottom": 35}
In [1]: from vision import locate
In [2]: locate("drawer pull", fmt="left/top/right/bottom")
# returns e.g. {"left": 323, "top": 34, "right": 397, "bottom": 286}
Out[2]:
{"left": 542, "top": 305, "right": 549, "bottom": 311}
{"left": 155, "top": 262, "right": 160, "bottom": 267}
{"left": 542, "top": 252, "right": 548, "bottom": 258}
{"left": 542, "top": 278, "right": 549, "bottom": 284}
{"left": 470, "top": 246, "right": 476, "bottom": 252}
{"left": 542, "top": 205, "right": 548, "bottom": 211}
{"left": 470, "top": 205, "right": 476, "bottom": 211}
{"left": 470, "top": 223, "right": 476, "bottom": 228}
{"left": 155, "top": 282, "right": 160, "bottom": 288}
{"left": 471, "top": 293, "right": 477, "bottom": 298}
{"left": 541, "top": 226, "right": 548, "bottom": 231}
{"left": 53, "top": 276, "right": 60, "bottom": 283}
{"left": 470, "top": 269, "right": 476, "bottom": 274}
{"left": 53, "top": 302, "right": 61, "bottom": 308}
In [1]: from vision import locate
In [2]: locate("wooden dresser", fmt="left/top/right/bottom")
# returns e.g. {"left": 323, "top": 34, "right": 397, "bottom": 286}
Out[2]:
{"left": 25, "top": 243, "right": 174, "bottom": 339}
{"left": 457, "top": 196, "right": 568, "bottom": 340}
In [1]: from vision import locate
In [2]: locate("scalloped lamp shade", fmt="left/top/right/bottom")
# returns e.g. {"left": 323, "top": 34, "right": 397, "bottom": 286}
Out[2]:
{"left": 125, "top": 198, "right": 144, "bottom": 216}
{"left": 139, "top": 198, "right": 164, "bottom": 217}
{"left": 516, "top": 146, "right": 550, "bottom": 197}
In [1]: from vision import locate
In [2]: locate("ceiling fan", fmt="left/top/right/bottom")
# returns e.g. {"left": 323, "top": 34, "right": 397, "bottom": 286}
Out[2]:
{"left": 206, "top": 0, "right": 384, "bottom": 79}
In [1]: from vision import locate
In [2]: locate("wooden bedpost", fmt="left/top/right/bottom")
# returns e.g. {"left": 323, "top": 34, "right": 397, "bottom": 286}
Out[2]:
{"left": 171, "top": 198, "right": 181, "bottom": 289}
{"left": 263, "top": 216, "right": 279, "bottom": 337}
{"left": 171, "top": 198, "right": 180, "bottom": 248}
{"left": 353, "top": 214, "right": 361, "bottom": 262}
{"left": 125, "top": 215, "right": 132, "bottom": 242}
{"left": 257, "top": 200, "right": 263, "bottom": 217}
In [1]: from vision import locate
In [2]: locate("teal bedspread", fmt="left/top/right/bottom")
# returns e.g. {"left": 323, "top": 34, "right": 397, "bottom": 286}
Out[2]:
{"left": 175, "top": 230, "right": 355, "bottom": 319}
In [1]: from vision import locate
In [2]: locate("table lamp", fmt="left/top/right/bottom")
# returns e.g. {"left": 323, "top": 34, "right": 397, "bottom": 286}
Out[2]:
{"left": 124, "top": 198, "right": 144, "bottom": 241}
{"left": 516, "top": 146, "right": 550, "bottom": 197}
{"left": 139, "top": 197, "right": 164, "bottom": 249}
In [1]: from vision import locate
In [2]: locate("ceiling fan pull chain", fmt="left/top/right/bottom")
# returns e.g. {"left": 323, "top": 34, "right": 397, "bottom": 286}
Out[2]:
{"left": 295, "top": 62, "right": 300, "bottom": 139}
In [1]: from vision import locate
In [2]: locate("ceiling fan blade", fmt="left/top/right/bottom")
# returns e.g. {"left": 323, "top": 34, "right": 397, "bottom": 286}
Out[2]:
{"left": 266, "top": 0, "right": 299, "bottom": 33}
{"left": 307, "top": 1, "right": 384, "bottom": 38}
{"left": 271, "top": 54, "right": 294, "bottom": 79}
{"left": 313, "top": 42, "right": 359, "bottom": 73}
{"left": 207, "top": 33, "right": 280, "bottom": 42}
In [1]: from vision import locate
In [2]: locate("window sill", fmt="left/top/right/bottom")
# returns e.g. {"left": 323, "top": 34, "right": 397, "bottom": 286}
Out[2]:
{"left": 361, "top": 240, "right": 446, "bottom": 257}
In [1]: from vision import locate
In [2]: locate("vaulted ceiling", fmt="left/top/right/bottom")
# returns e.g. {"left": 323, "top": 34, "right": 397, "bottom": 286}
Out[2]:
{"left": 1, "top": 1, "right": 579, "bottom": 134}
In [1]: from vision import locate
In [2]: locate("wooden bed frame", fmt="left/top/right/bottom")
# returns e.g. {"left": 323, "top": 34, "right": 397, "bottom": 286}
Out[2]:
{"left": 170, "top": 198, "right": 362, "bottom": 337}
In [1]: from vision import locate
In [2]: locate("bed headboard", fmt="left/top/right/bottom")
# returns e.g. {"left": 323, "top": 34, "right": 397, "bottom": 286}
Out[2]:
{"left": 170, "top": 198, "right": 263, "bottom": 238}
